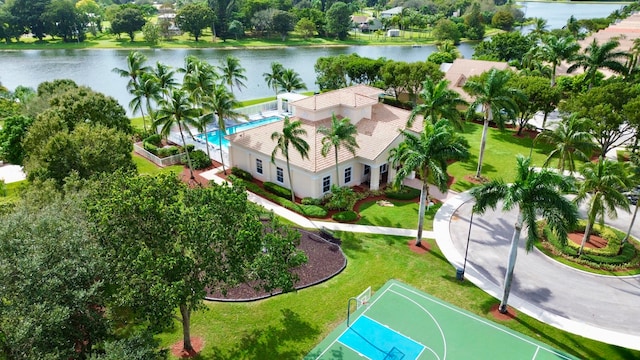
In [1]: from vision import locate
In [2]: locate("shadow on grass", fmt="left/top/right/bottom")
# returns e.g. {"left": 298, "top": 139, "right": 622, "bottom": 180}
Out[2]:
{"left": 338, "top": 232, "right": 366, "bottom": 257}
{"left": 208, "top": 308, "right": 320, "bottom": 360}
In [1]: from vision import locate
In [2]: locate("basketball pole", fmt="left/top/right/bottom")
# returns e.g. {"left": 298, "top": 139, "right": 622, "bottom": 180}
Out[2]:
{"left": 462, "top": 209, "right": 474, "bottom": 280}
{"left": 347, "top": 297, "right": 357, "bottom": 327}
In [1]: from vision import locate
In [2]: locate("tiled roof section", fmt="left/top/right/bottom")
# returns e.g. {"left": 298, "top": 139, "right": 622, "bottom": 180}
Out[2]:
{"left": 292, "top": 85, "right": 382, "bottom": 111}
{"left": 444, "top": 59, "right": 510, "bottom": 102}
{"left": 228, "top": 102, "right": 424, "bottom": 173}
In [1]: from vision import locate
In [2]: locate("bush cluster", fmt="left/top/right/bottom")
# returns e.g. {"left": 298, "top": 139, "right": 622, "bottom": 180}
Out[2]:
{"left": 333, "top": 210, "right": 358, "bottom": 222}
{"left": 186, "top": 149, "right": 211, "bottom": 170}
{"left": 385, "top": 186, "right": 420, "bottom": 200}
{"left": 231, "top": 167, "right": 254, "bottom": 181}
{"left": 144, "top": 134, "right": 162, "bottom": 146}
{"left": 142, "top": 134, "right": 181, "bottom": 159}
{"left": 264, "top": 182, "right": 292, "bottom": 199}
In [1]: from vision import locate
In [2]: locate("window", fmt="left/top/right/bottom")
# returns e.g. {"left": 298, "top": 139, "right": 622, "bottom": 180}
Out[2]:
{"left": 344, "top": 167, "right": 352, "bottom": 184}
{"left": 276, "top": 167, "right": 284, "bottom": 183}
{"left": 256, "top": 159, "right": 263, "bottom": 174}
{"left": 380, "top": 163, "right": 388, "bottom": 174}
{"left": 322, "top": 176, "right": 331, "bottom": 193}
{"left": 364, "top": 165, "right": 370, "bottom": 175}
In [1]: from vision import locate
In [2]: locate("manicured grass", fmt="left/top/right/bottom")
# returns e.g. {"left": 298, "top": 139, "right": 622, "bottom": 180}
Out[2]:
{"left": 133, "top": 154, "right": 183, "bottom": 176}
{"left": 356, "top": 199, "right": 442, "bottom": 231}
{"left": 534, "top": 241, "right": 640, "bottom": 276}
{"left": 155, "top": 232, "right": 639, "bottom": 360}
{"left": 448, "top": 122, "right": 556, "bottom": 192}
{"left": 238, "top": 97, "right": 276, "bottom": 107}
{"left": 1, "top": 180, "right": 26, "bottom": 200}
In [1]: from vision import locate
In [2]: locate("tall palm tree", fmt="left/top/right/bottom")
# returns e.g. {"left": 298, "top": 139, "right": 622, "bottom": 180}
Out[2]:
{"left": 407, "top": 77, "right": 468, "bottom": 131}
{"left": 535, "top": 114, "right": 595, "bottom": 174}
{"left": 130, "top": 72, "right": 161, "bottom": 133}
{"left": 219, "top": 55, "right": 247, "bottom": 95}
{"left": 277, "top": 68, "right": 307, "bottom": 93}
{"left": 152, "top": 61, "right": 178, "bottom": 102}
{"left": 539, "top": 34, "right": 580, "bottom": 87}
{"left": 471, "top": 155, "right": 578, "bottom": 313}
{"left": 389, "top": 120, "right": 470, "bottom": 245}
{"left": 202, "top": 83, "right": 245, "bottom": 173}
{"left": 530, "top": 18, "right": 548, "bottom": 40}
{"left": 112, "top": 51, "right": 150, "bottom": 92}
{"left": 437, "top": 40, "right": 461, "bottom": 59}
{"left": 568, "top": 39, "right": 629, "bottom": 89}
{"left": 271, "top": 116, "right": 310, "bottom": 202}
{"left": 317, "top": 114, "right": 359, "bottom": 187}
{"left": 263, "top": 61, "right": 284, "bottom": 96}
{"left": 463, "top": 69, "right": 523, "bottom": 178}
{"left": 154, "top": 88, "right": 201, "bottom": 181}
{"left": 575, "top": 160, "right": 632, "bottom": 255}
{"left": 182, "top": 57, "right": 218, "bottom": 159}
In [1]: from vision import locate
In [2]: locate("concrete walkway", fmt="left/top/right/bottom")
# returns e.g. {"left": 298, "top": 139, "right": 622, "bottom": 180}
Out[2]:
{"left": 434, "top": 192, "right": 640, "bottom": 351}
{"left": 202, "top": 167, "right": 640, "bottom": 351}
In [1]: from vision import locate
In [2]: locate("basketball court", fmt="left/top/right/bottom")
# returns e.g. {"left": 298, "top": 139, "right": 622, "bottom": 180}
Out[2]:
{"left": 306, "top": 280, "right": 578, "bottom": 360}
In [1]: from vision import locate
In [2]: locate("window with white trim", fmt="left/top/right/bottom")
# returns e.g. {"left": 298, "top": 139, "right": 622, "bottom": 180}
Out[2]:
{"left": 256, "top": 159, "right": 263, "bottom": 174}
{"left": 344, "top": 167, "right": 352, "bottom": 184}
{"left": 364, "top": 165, "right": 370, "bottom": 175}
{"left": 380, "top": 163, "right": 388, "bottom": 174}
{"left": 276, "top": 167, "right": 284, "bottom": 183}
{"left": 322, "top": 175, "right": 331, "bottom": 193}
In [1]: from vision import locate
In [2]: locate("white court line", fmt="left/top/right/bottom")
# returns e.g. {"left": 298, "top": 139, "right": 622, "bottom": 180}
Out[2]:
{"left": 389, "top": 282, "right": 575, "bottom": 360}
{"left": 531, "top": 346, "right": 540, "bottom": 360}
{"left": 360, "top": 315, "right": 431, "bottom": 360}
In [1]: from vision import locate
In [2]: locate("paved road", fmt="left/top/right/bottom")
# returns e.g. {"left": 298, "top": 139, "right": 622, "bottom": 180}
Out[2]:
{"left": 436, "top": 192, "right": 640, "bottom": 350}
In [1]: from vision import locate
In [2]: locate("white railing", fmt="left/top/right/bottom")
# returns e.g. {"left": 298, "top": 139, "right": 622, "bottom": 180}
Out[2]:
{"left": 167, "top": 133, "right": 229, "bottom": 167}
{"left": 133, "top": 142, "right": 184, "bottom": 167}
{"left": 234, "top": 101, "right": 278, "bottom": 120}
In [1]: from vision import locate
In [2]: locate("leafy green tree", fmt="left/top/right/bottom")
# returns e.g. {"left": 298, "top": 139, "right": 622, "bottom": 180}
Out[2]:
{"left": 463, "top": 69, "right": 523, "bottom": 178}
{"left": 277, "top": 68, "right": 307, "bottom": 93}
{"left": 538, "top": 34, "right": 580, "bottom": 87}
{"left": 219, "top": 55, "right": 247, "bottom": 94}
{"left": 0, "top": 7, "right": 22, "bottom": 43}
{"left": 43, "top": 0, "right": 85, "bottom": 42}
{"left": 86, "top": 173, "right": 306, "bottom": 354}
{"left": 491, "top": 9, "right": 514, "bottom": 31}
{"left": 317, "top": 114, "right": 359, "bottom": 186}
{"left": 344, "top": 55, "right": 385, "bottom": 85}
{"left": 208, "top": 0, "right": 237, "bottom": 41}
{"left": 509, "top": 75, "right": 561, "bottom": 136}
{"left": 325, "top": 2, "right": 351, "bottom": 40}
{"left": 141, "top": 22, "right": 160, "bottom": 44}
{"left": 389, "top": 120, "right": 470, "bottom": 245}
{"left": 8, "top": 0, "right": 49, "bottom": 40}
{"left": 473, "top": 32, "right": 535, "bottom": 62}
{"left": 568, "top": 39, "right": 629, "bottom": 89}
{"left": 314, "top": 55, "right": 348, "bottom": 91}
{"left": 408, "top": 77, "right": 467, "bottom": 130}
{"left": 154, "top": 88, "right": 200, "bottom": 181}
{"left": 264, "top": 61, "right": 285, "bottom": 96}
{"left": 575, "top": 160, "right": 632, "bottom": 255}
{"left": 110, "top": 6, "right": 146, "bottom": 41}
{"left": 295, "top": 17, "right": 316, "bottom": 39}
{"left": 202, "top": 83, "right": 245, "bottom": 172}
{"left": 471, "top": 155, "right": 577, "bottom": 313}
{"left": 176, "top": 3, "right": 215, "bottom": 42}
{"left": 0, "top": 189, "right": 120, "bottom": 359}
{"left": 272, "top": 10, "right": 295, "bottom": 41}
{"left": 0, "top": 115, "right": 33, "bottom": 165}
{"left": 401, "top": 61, "right": 444, "bottom": 105}
{"left": 536, "top": 114, "right": 595, "bottom": 174}
{"left": 433, "top": 18, "right": 461, "bottom": 44}
{"left": 464, "top": 2, "right": 484, "bottom": 40}
{"left": 271, "top": 116, "right": 310, "bottom": 202}
{"left": 228, "top": 19, "right": 244, "bottom": 40}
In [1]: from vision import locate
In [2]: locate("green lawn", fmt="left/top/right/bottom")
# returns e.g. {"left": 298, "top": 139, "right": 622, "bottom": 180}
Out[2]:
{"left": 156, "top": 232, "right": 638, "bottom": 360}
{"left": 133, "top": 154, "right": 183, "bottom": 176}
{"left": 356, "top": 199, "right": 441, "bottom": 231}
{"left": 448, "top": 122, "right": 556, "bottom": 192}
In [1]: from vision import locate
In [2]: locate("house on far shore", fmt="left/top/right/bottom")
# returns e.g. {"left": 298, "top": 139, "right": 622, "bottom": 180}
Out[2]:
{"left": 351, "top": 15, "right": 383, "bottom": 32}
{"left": 227, "top": 85, "right": 424, "bottom": 199}
{"left": 380, "top": 6, "right": 403, "bottom": 19}
{"left": 440, "top": 58, "right": 511, "bottom": 102}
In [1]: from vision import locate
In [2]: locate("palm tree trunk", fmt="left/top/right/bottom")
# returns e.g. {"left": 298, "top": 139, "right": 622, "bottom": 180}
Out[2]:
{"left": 579, "top": 217, "right": 594, "bottom": 256}
{"left": 416, "top": 181, "right": 429, "bottom": 247}
{"left": 179, "top": 304, "right": 193, "bottom": 353}
{"left": 499, "top": 211, "right": 523, "bottom": 314}
{"left": 623, "top": 202, "right": 639, "bottom": 245}
{"left": 217, "top": 112, "right": 226, "bottom": 173}
{"left": 140, "top": 107, "right": 147, "bottom": 133}
{"left": 286, "top": 159, "right": 295, "bottom": 203}
{"left": 551, "top": 62, "right": 557, "bottom": 87}
{"left": 179, "top": 123, "right": 195, "bottom": 180}
{"left": 334, "top": 145, "right": 340, "bottom": 187}
{"left": 476, "top": 105, "right": 491, "bottom": 178}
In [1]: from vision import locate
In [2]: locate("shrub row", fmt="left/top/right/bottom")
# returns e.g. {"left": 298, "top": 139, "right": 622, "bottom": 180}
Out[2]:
{"left": 385, "top": 186, "right": 421, "bottom": 200}
{"left": 231, "top": 167, "right": 254, "bottom": 181}
{"left": 264, "top": 181, "right": 292, "bottom": 199}
{"left": 144, "top": 134, "right": 162, "bottom": 147}
{"left": 185, "top": 149, "right": 211, "bottom": 170}
{"left": 229, "top": 176, "right": 327, "bottom": 218}
{"left": 143, "top": 141, "right": 180, "bottom": 158}
{"left": 333, "top": 210, "right": 358, "bottom": 222}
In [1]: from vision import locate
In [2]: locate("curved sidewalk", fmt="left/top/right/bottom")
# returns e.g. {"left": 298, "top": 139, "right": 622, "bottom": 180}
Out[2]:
{"left": 434, "top": 192, "right": 640, "bottom": 351}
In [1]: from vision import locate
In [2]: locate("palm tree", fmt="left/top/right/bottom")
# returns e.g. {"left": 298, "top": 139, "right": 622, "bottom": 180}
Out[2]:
{"left": 271, "top": 116, "right": 310, "bottom": 202}
{"left": 317, "top": 114, "right": 359, "bottom": 187}
{"left": 437, "top": 40, "right": 461, "bottom": 59}
{"left": 389, "top": 120, "right": 470, "bottom": 245}
{"left": 463, "top": 69, "right": 523, "bottom": 178}
{"left": 277, "top": 68, "right": 307, "bottom": 93}
{"left": 263, "top": 62, "right": 284, "bottom": 97}
{"left": 530, "top": 18, "right": 548, "bottom": 40}
{"left": 202, "top": 83, "right": 245, "bottom": 173}
{"left": 539, "top": 34, "right": 580, "bottom": 87}
{"left": 112, "top": 51, "right": 150, "bottom": 92}
{"left": 407, "top": 77, "right": 468, "bottom": 131}
{"left": 575, "top": 160, "right": 632, "bottom": 255}
{"left": 219, "top": 55, "right": 247, "bottom": 95}
{"left": 535, "top": 114, "right": 595, "bottom": 174}
{"left": 567, "top": 39, "right": 629, "bottom": 89}
{"left": 152, "top": 61, "right": 178, "bottom": 102}
{"left": 182, "top": 57, "right": 218, "bottom": 159}
{"left": 471, "top": 155, "right": 578, "bottom": 313}
{"left": 131, "top": 72, "right": 161, "bottom": 133}
{"left": 154, "top": 88, "right": 201, "bottom": 181}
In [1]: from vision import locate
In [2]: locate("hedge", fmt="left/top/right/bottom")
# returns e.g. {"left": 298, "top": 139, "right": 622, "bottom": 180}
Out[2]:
{"left": 144, "top": 134, "right": 162, "bottom": 146}
{"left": 264, "top": 181, "right": 292, "bottom": 199}
{"left": 386, "top": 186, "right": 421, "bottom": 200}
{"left": 333, "top": 210, "right": 358, "bottom": 222}
{"left": 231, "top": 167, "right": 254, "bottom": 181}
{"left": 186, "top": 149, "right": 211, "bottom": 170}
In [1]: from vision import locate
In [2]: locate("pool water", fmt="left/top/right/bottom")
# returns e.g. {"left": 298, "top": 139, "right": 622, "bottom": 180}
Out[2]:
{"left": 196, "top": 115, "right": 282, "bottom": 148}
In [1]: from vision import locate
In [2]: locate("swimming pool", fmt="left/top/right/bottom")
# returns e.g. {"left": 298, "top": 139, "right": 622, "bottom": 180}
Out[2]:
{"left": 196, "top": 115, "right": 282, "bottom": 148}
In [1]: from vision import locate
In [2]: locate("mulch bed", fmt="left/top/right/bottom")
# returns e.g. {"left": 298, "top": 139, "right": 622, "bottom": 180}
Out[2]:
{"left": 171, "top": 337, "right": 204, "bottom": 359}
{"left": 408, "top": 239, "right": 430, "bottom": 254}
{"left": 489, "top": 304, "right": 517, "bottom": 321}
{"left": 567, "top": 232, "right": 607, "bottom": 249}
{"left": 206, "top": 228, "right": 346, "bottom": 301}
